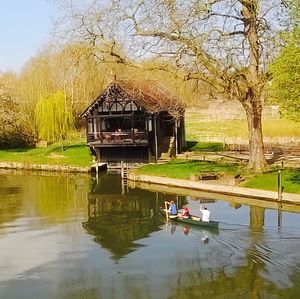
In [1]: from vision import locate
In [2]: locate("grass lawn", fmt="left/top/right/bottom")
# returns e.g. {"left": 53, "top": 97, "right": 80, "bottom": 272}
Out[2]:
{"left": 134, "top": 160, "right": 241, "bottom": 180}
{"left": 242, "top": 170, "right": 300, "bottom": 194}
{"left": 0, "top": 140, "right": 93, "bottom": 167}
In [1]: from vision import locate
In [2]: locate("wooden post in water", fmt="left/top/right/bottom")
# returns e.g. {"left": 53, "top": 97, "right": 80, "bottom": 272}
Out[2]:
{"left": 165, "top": 201, "right": 169, "bottom": 221}
{"left": 277, "top": 170, "right": 283, "bottom": 229}
{"left": 277, "top": 170, "right": 282, "bottom": 201}
{"left": 121, "top": 161, "right": 124, "bottom": 178}
{"left": 278, "top": 203, "right": 282, "bottom": 230}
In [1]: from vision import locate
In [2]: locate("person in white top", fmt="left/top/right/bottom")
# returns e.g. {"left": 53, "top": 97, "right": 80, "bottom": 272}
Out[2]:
{"left": 199, "top": 206, "right": 211, "bottom": 222}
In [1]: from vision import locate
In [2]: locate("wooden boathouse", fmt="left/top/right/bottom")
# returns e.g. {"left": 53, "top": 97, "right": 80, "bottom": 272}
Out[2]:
{"left": 80, "top": 75, "right": 185, "bottom": 165}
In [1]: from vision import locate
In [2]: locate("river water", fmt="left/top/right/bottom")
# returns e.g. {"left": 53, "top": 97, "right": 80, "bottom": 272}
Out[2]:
{"left": 0, "top": 171, "right": 300, "bottom": 299}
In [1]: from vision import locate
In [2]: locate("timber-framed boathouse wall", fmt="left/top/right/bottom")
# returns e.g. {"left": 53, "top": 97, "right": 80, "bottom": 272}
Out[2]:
{"left": 80, "top": 76, "right": 185, "bottom": 165}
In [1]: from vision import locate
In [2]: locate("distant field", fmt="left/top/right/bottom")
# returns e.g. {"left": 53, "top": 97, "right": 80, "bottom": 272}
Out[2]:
{"left": 186, "top": 112, "right": 300, "bottom": 141}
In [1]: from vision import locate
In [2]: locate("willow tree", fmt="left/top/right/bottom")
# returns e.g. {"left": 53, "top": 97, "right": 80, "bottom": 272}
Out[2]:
{"left": 57, "top": 0, "right": 295, "bottom": 172}
{"left": 35, "top": 91, "right": 74, "bottom": 150}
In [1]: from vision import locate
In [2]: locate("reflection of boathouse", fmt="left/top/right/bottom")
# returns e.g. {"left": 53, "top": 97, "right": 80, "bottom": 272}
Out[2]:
{"left": 82, "top": 175, "right": 163, "bottom": 260}
{"left": 80, "top": 76, "right": 185, "bottom": 164}
{"left": 83, "top": 194, "right": 160, "bottom": 260}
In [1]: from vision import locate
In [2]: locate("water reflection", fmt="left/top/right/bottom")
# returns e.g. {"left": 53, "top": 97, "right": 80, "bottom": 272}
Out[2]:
{"left": 82, "top": 174, "right": 188, "bottom": 260}
{"left": 250, "top": 205, "right": 265, "bottom": 231}
{"left": 82, "top": 194, "right": 161, "bottom": 260}
{"left": 0, "top": 173, "right": 22, "bottom": 235}
{"left": 0, "top": 171, "right": 300, "bottom": 299}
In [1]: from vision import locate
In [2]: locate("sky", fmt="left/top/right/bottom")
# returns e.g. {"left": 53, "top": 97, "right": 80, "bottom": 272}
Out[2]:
{"left": 0, "top": 0, "right": 57, "bottom": 73}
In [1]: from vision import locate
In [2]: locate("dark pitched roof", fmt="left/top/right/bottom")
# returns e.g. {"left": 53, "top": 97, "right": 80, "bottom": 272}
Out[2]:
{"left": 80, "top": 79, "right": 185, "bottom": 118}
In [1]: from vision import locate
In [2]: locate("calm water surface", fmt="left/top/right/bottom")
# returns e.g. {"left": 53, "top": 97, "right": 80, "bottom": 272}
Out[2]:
{"left": 0, "top": 171, "right": 300, "bottom": 299}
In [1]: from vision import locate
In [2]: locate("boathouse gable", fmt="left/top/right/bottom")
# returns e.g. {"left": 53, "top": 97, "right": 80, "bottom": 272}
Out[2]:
{"left": 81, "top": 80, "right": 185, "bottom": 165}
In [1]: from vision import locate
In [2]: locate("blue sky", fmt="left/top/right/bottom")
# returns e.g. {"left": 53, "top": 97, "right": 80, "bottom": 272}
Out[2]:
{"left": 0, "top": 0, "right": 56, "bottom": 73}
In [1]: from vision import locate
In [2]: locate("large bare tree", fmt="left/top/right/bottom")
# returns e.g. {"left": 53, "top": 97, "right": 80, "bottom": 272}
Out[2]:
{"left": 57, "top": 0, "right": 292, "bottom": 172}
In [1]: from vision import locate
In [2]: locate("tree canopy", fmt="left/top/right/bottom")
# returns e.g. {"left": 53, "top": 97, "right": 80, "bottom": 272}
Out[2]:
{"left": 269, "top": 29, "right": 300, "bottom": 123}
{"left": 56, "top": 0, "right": 295, "bottom": 172}
{"left": 0, "top": 0, "right": 298, "bottom": 171}
{"left": 0, "top": 73, "right": 35, "bottom": 147}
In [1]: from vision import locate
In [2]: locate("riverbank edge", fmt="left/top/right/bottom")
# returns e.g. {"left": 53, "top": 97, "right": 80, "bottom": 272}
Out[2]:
{"left": 127, "top": 173, "right": 300, "bottom": 205}
{"left": 0, "top": 161, "right": 91, "bottom": 173}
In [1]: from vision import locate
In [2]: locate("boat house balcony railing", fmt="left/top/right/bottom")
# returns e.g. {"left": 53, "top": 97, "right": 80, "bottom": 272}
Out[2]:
{"left": 88, "top": 131, "right": 148, "bottom": 145}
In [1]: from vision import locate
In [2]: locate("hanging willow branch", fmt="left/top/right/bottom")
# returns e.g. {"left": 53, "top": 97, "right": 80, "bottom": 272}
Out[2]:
{"left": 35, "top": 91, "right": 74, "bottom": 150}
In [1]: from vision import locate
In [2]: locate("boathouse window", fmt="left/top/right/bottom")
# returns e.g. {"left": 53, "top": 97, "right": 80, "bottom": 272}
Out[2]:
{"left": 110, "top": 102, "right": 123, "bottom": 112}
{"left": 101, "top": 119, "right": 113, "bottom": 131}
{"left": 88, "top": 118, "right": 93, "bottom": 132}
{"left": 134, "top": 117, "right": 146, "bottom": 130}
{"left": 124, "top": 102, "right": 138, "bottom": 111}
{"left": 99, "top": 102, "right": 109, "bottom": 112}
{"left": 122, "top": 118, "right": 132, "bottom": 130}
{"left": 101, "top": 119, "right": 107, "bottom": 130}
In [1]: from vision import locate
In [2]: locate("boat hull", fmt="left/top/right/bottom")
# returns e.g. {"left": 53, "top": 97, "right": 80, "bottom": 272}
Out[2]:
{"left": 160, "top": 209, "right": 219, "bottom": 229}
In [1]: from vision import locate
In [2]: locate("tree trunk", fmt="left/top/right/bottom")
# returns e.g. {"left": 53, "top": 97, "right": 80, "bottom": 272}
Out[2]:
{"left": 250, "top": 206, "right": 265, "bottom": 231}
{"left": 244, "top": 98, "right": 267, "bottom": 172}
{"left": 241, "top": 0, "right": 267, "bottom": 172}
{"left": 61, "top": 137, "right": 65, "bottom": 151}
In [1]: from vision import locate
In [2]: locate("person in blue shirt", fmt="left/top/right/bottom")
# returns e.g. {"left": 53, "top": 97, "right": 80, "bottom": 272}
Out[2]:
{"left": 168, "top": 200, "right": 178, "bottom": 215}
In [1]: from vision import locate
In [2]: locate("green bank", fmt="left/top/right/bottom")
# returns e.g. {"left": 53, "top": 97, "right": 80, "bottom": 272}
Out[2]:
{"left": 134, "top": 160, "right": 300, "bottom": 194}
{"left": 0, "top": 140, "right": 92, "bottom": 167}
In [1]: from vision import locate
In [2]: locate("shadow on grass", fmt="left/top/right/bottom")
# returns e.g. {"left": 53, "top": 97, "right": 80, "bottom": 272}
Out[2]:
{"left": 186, "top": 141, "right": 198, "bottom": 150}
{"left": 186, "top": 141, "right": 224, "bottom": 152}
{"left": 289, "top": 173, "right": 300, "bottom": 185}
{"left": 50, "top": 144, "right": 87, "bottom": 153}
{"left": 4, "top": 148, "right": 33, "bottom": 153}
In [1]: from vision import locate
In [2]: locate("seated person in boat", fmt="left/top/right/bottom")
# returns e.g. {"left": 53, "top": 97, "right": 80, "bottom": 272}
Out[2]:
{"left": 199, "top": 206, "right": 210, "bottom": 222}
{"left": 178, "top": 206, "right": 190, "bottom": 218}
{"left": 167, "top": 200, "right": 178, "bottom": 215}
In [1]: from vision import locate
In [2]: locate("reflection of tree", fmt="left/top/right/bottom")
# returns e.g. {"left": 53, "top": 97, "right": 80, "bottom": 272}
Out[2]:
{"left": 83, "top": 194, "right": 162, "bottom": 261}
{"left": 0, "top": 175, "right": 22, "bottom": 235}
{"left": 250, "top": 206, "right": 265, "bottom": 232}
{"left": 30, "top": 174, "right": 91, "bottom": 222}
{"left": 165, "top": 205, "right": 300, "bottom": 298}
{"left": 0, "top": 172, "right": 91, "bottom": 228}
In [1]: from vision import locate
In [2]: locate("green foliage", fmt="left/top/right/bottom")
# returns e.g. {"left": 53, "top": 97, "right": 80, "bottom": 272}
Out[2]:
{"left": 286, "top": 0, "right": 300, "bottom": 25}
{"left": 269, "top": 29, "right": 300, "bottom": 123}
{"left": 35, "top": 91, "right": 74, "bottom": 148}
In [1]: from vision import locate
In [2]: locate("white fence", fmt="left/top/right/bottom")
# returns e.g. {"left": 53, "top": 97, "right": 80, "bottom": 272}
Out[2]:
{"left": 195, "top": 132, "right": 226, "bottom": 143}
